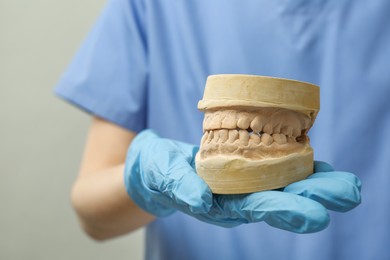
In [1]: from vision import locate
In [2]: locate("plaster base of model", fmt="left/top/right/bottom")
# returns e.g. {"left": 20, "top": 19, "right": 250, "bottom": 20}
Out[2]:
{"left": 196, "top": 148, "right": 313, "bottom": 194}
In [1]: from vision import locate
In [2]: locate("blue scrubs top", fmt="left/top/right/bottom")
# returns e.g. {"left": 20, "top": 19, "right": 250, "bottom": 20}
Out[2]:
{"left": 56, "top": 0, "right": 390, "bottom": 259}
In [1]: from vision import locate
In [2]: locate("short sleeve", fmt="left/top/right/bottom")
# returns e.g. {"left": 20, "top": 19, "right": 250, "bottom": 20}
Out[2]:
{"left": 55, "top": 0, "right": 148, "bottom": 132}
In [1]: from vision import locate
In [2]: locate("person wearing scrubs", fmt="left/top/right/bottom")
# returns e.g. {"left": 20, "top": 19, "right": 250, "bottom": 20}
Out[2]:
{"left": 56, "top": 1, "right": 389, "bottom": 259}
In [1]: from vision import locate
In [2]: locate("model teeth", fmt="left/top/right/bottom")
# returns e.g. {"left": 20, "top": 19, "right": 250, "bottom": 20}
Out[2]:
{"left": 281, "top": 126, "right": 293, "bottom": 137}
{"left": 202, "top": 129, "right": 305, "bottom": 145}
{"left": 207, "top": 130, "right": 214, "bottom": 144}
{"left": 261, "top": 133, "right": 273, "bottom": 146}
{"left": 200, "top": 108, "right": 310, "bottom": 146}
{"left": 250, "top": 116, "right": 263, "bottom": 133}
{"left": 201, "top": 131, "right": 208, "bottom": 144}
{"left": 237, "top": 116, "right": 250, "bottom": 130}
{"left": 288, "top": 136, "right": 296, "bottom": 143}
{"left": 249, "top": 133, "right": 261, "bottom": 145}
{"left": 228, "top": 129, "right": 239, "bottom": 143}
{"left": 208, "top": 112, "right": 222, "bottom": 129}
{"left": 273, "top": 123, "right": 281, "bottom": 134}
{"left": 292, "top": 128, "right": 301, "bottom": 138}
{"left": 238, "top": 130, "right": 249, "bottom": 146}
{"left": 273, "top": 133, "right": 287, "bottom": 144}
{"left": 218, "top": 129, "right": 228, "bottom": 143}
{"left": 221, "top": 114, "right": 237, "bottom": 129}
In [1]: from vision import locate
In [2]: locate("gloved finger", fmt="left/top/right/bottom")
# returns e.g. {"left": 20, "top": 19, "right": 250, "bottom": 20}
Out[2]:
{"left": 185, "top": 195, "right": 249, "bottom": 228}
{"left": 126, "top": 155, "right": 176, "bottom": 217}
{"left": 308, "top": 171, "right": 362, "bottom": 191}
{"left": 168, "top": 167, "right": 213, "bottom": 214}
{"left": 131, "top": 129, "right": 160, "bottom": 147}
{"left": 190, "top": 147, "right": 199, "bottom": 169}
{"left": 189, "top": 208, "right": 245, "bottom": 228}
{"left": 131, "top": 130, "right": 196, "bottom": 163}
{"left": 284, "top": 171, "right": 361, "bottom": 212}
{"left": 212, "top": 191, "right": 329, "bottom": 233}
{"left": 127, "top": 130, "right": 212, "bottom": 216}
{"left": 141, "top": 139, "right": 213, "bottom": 214}
{"left": 314, "top": 161, "right": 334, "bottom": 172}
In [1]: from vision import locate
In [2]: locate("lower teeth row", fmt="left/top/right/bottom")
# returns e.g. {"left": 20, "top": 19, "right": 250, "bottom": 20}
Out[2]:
{"left": 202, "top": 129, "right": 302, "bottom": 146}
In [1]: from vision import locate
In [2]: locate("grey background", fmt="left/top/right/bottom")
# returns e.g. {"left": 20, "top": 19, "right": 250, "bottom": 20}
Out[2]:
{"left": 0, "top": 0, "right": 145, "bottom": 259}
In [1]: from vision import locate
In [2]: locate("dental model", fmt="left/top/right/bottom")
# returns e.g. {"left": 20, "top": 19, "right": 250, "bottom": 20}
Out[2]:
{"left": 195, "top": 74, "right": 320, "bottom": 194}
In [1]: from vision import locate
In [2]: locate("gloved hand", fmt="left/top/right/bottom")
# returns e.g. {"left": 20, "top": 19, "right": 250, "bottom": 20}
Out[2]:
{"left": 124, "top": 130, "right": 361, "bottom": 233}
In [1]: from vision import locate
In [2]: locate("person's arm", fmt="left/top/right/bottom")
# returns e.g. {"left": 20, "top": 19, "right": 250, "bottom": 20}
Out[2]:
{"left": 70, "top": 117, "right": 155, "bottom": 241}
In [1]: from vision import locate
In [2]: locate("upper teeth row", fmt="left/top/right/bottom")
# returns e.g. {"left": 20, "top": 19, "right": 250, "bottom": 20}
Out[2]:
{"left": 203, "top": 109, "right": 310, "bottom": 135}
{"left": 203, "top": 108, "right": 310, "bottom": 137}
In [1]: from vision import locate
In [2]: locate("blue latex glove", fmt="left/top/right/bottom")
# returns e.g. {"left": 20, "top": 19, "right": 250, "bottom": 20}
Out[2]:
{"left": 124, "top": 130, "right": 361, "bottom": 233}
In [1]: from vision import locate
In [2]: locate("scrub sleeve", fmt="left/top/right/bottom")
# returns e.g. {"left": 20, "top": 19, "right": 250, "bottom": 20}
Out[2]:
{"left": 55, "top": 0, "right": 148, "bottom": 132}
